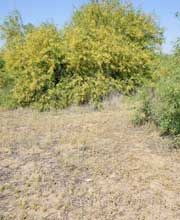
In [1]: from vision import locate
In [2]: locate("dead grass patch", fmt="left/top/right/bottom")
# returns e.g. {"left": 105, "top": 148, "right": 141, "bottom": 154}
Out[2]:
{"left": 0, "top": 100, "right": 180, "bottom": 220}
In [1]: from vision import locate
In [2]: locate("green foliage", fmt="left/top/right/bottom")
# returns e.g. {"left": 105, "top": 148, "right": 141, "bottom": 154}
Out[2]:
{"left": 7, "top": 24, "right": 65, "bottom": 106}
{"left": 0, "top": 56, "right": 5, "bottom": 88}
{"left": 0, "top": 10, "right": 34, "bottom": 45}
{"left": 35, "top": 73, "right": 122, "bottom": 111}
{"left": 132, "top": 87, "right": 153, "bottom": 126}
{"left": 0, "top": 83, "right": 16, "bottom": 109}
{"left": 0, "top": 61, "right": 15, "bottom": 108}
{"left": 0, "top": 49, "right": 17, "bottom": 108}
{"left": 0, "top": 1, "right": 163, "bottom": 110}
{"left": 63, "top": 0, "right": 162, "bottom": 85}
{"left": 133, "top": 51, "right": 180, "bottom": 135}
{"left": 0, "top": 10, "right": 24, "bottom": 45}
{"left": 172, "top": 134, "right": 180, "bottom": 148}
{"left": 153, "top": 69, "right": 180, "bottom": 135}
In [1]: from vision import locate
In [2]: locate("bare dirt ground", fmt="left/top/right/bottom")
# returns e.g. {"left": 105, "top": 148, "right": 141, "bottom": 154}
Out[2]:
{"left": 0, "top": 100, "right": 180, "bottom": 220}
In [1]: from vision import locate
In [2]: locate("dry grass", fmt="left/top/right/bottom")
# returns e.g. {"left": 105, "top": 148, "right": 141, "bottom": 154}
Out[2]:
{"left": 0, "top": 98, "right": 180, "bottom": 220}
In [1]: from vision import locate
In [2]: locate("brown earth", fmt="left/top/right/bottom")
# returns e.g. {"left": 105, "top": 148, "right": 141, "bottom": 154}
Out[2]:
{"left": 0, "top": 100, "right": 180, "bottom": 220}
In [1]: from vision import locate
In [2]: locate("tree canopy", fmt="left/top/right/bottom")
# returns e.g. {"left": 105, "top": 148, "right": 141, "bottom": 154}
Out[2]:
{"left": 0, "top": 0, "right": 163, "bottom": 109}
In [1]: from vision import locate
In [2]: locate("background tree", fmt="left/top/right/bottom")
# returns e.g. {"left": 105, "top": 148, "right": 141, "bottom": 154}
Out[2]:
{"left": 0, "top": 1, "right": 163, "bottom": 109}
{"left": 63, "top": 0, "right": 163, "bottom": 87}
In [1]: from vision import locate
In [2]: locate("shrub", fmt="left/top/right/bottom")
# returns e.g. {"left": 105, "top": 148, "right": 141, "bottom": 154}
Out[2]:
{"left": 0, "top": 68, "right": 16, "bottom": 108}
{"left": 172, "top": 135, "right": 180, "bottom": 148}
{"left": 153, "top": 71, "right": 180, "bottom": 134}
{"left": 133, "top": 54, "right": 180, "bottom": 135}
{"left": 34, "top": 73, "right": 122, "bottom": 111}
{"left": 132, "top": 87, "right": 153, "bottom": 126}
{"left": 8, "top": 24, "right": 66, "bottom": 106}
{"left": 0, "top": 57, "right": 5, "bottom": 89}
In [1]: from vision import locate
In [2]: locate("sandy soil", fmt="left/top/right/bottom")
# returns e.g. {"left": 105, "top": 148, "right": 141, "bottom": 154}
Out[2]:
{"left": 0, "top": 101, "right": 180, "bottom": 220}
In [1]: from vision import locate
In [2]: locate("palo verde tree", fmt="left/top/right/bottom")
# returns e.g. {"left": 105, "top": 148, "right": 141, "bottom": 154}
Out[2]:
{"left": 0, "top": 1, "right": 163, "bottom": 110}
{"left": 63, "top": 0, "right": 163, "bottom": 92}
{"left": 10, "top": 24, "right": 65, "bottom": 106}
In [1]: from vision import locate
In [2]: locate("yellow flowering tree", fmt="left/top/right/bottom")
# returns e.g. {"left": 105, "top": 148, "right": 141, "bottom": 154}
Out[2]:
{"left": 0, "top": 1, "right": 163, "bottom": 109}
{"left": 11, "top": 25, "right": 65, "bottom": 106}
{"left": 63, "top": 0, "right": 163, "bottom": 86}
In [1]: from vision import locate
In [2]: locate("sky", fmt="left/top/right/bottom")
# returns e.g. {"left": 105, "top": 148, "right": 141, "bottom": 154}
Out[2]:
{"left": 0, "top": 0, "right": 179, "bottom": 54}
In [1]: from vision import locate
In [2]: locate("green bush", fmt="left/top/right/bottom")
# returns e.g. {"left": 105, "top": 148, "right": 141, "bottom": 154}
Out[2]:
{"left": 4, "top": 24, "right": 66, "bottom": 107}
{"left": 133, "top": 55, "right": 180, "bottom": 135}
{"left": 0, "top": 70, "right": 16, "bottom": 108}
{"left": 0, "top": 1, "right": 163, "bottom": 110}
{"left": 34, "top": 73, "right": 122, "bottom": 111}
{"left": 132, "top": 87, "right": 153, "bottom": 126}
{"left": 172, "top": 134, "right": 180, "bottom": 148}
{"left": 153, "top": 71, "right": 180, "bottom": 134}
